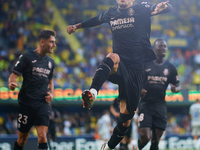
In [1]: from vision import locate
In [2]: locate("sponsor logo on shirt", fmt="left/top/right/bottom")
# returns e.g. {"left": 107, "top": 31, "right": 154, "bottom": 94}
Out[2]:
{"left": 110, "top": 17, "right": 135, "bottom": 31}
{"left": 32, "top": 67, "right": 51, "bottom": 77}
{"left": 110, "top": 17, "right": 135, "bottom": 26}
{"left": 148, "top": 76, "right": 167, "bottom": 84}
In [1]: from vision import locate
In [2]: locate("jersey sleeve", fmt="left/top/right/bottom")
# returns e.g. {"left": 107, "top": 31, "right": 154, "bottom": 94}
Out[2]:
{"left": 99, "top": 7, "right": 117, "bottom": 23}
{"left": 81, "top": 7, "right": 116, "bottom": 28}
{"left": 138, "top": 2, "right": 156, "bottom": 15}
{"left": 12, "top": 54, "right": 27, "bottom": 75}
{"left": 169, "top": 65, "right": 179, "bottom": 86}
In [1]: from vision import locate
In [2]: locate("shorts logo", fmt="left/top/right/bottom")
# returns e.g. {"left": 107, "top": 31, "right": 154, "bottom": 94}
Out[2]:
{"left": 138, "top": 113, "right": 144, "bottom": 127}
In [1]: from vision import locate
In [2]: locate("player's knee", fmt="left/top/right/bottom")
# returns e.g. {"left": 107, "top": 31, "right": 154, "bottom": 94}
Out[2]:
{"left": 117, "top": 122, "right": 129, "bottom": 134}
{"left": 142, "top": 134, "right": 151, "bottom": 144}
{"left": 17, "top": 139, "right": 27, "bottom": 147}
{"left": 139, "top": 130, "right": 151, "bottom": 144}
{"left": 17, "top": 136, "right": 28, "bottom": 147}
{"left": 38, "top": 134, "right": 47, "bottom": 143}
{"left": 119, "top": 113, "right": 133, "bottom": 126}
{"left": 117, "top": 114, "right": 133, "bottom": 134}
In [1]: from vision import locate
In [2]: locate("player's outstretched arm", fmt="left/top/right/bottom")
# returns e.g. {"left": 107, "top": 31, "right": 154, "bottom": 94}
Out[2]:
{"left": 151, "top": 1, "right": 172, "bottom": 15}
{"left": 66, "top": 23, "right": 82, "bottom": 34}
{"left": 66, "top": 16, "right": 102, "bottom": 35}
{"left": 8, "top": 73, "right": 18, "bottom": 91}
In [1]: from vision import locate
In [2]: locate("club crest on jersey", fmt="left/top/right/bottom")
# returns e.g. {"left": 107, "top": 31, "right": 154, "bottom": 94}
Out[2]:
{"left": 163, "top": 69, "right": 169, "bottom": 76}
{"left": 127, "top": 8, "right": 134, "bottom": 16}
{"left": 48, "top": 61, "right": 52, "bottom": 69}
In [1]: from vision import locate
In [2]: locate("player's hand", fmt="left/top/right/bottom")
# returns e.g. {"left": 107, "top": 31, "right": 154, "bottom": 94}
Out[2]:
{"left": 8, "top": 82, "right": 18, "bottom": 91}
{"left": 170, "top": 83, "right": 176, "bottom": 93}
{"left": 151, "top": 1, "right": 169, "bottom": 15}
{"left": 141, "top": 89, "right": 147, "bottom": 98}
{"left": 45, "top": 92, "right": 53, "bottom": 103}
{"left": 66, "top": 25, "right": 77, "bottom": 34}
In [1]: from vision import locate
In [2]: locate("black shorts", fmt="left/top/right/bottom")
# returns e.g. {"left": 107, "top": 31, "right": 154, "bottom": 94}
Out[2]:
{"left": 138, "top": 102, "right": 167, "bottom": 131}
{"left": 108, "top": 61, "right": 144, "bottom": 117}
{"left": 17, "top": 103, "right": 50, "bottom": 133}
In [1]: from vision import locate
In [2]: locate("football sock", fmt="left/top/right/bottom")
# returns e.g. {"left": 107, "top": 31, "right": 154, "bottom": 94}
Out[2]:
{"left": 108, "top": 123, "right": 129, "bottom": 149}
{"left": 120, "top": 143, "right": 125, "bottom": 150}
{"left": 124, "top": 143, "right": 128, "bottom": 150}
{"left": 38, "top": 143, "right": 48, "bottom": 150}
{"left": 89, "top": 88, "right": 97, "bottom": 99}
{"left": 138, "top": 139, "right": 146, "bottom": 150}
{"left": 150, "top": 141, "right": 159, "bottom": 150}
{"left": 90, "top": 57, "right": 114, "bottom": 92}
{"left": 120, "top": 143, "right": 128, "bottom": 150}
{"left": 14, "top": 141, "right": 23, "bottom": 150}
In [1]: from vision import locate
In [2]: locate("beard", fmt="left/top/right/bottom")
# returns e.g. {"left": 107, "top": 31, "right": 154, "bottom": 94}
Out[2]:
{"left": 119, "top": 3, "right": 128, "bottom": 8}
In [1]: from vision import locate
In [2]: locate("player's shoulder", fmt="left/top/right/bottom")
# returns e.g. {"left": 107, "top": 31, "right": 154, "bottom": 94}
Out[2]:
{"left": 106, "top": 6, "right": 118, "bottom": 15}
{"left": 46, "top": 55, "right": 54, "bottom": 63}
{"left": 18, "top": 51, "right": 33, "bottom": 60}
{"left": 190, "top": 103, "right": 200, "bottom": 110}
{"left": 165, "top": 60, "right": 177, "bottom": 69}
{"left": 145, "top": 60, "right": 154, "bottom": 67}
{"left": 108, "top": 6, "right": 118, "bottom": 12}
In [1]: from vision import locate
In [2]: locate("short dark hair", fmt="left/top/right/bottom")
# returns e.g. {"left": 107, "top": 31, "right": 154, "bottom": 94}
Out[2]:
{"left": 37, "top": 30, "right": 56, "bottom": 41}
{"left": 153, "top": 38, "right": 165, "bottom": 47}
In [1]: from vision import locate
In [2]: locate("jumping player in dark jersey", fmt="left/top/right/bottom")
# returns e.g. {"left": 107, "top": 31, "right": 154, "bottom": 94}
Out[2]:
{"left": 137, "top": 38, "right": 180, "bottom": 150}
{"left": 8, "top": 30, "right": 56, "bottom": 150}
{"left": 67, "top": 1, "right": 173, "bottom": 149}
{"left": 110, "top": 97, "right": 132, "bottom": 150}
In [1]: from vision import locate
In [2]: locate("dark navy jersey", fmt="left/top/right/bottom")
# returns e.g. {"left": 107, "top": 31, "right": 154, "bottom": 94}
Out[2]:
{"left": 81, "top": 2, "right": 173, "bottom": 70}
{"left": 13, "top": 50, "right": 54, "bottom": 106}
{"left": 141, "top": 60, "right": 179, "bottom": 104}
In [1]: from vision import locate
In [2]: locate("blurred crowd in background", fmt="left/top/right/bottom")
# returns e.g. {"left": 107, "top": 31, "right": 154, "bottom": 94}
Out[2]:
{"left": 0, "top": 106, "right": 191, "bottom": 138}
{"left": 0, "top": 0, "right": 199, "bottom": 137}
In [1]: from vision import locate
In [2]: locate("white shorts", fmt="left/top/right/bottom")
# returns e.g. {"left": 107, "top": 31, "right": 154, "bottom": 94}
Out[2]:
{"left": 192, "top": 126, "right": 200, "bottom": 136}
